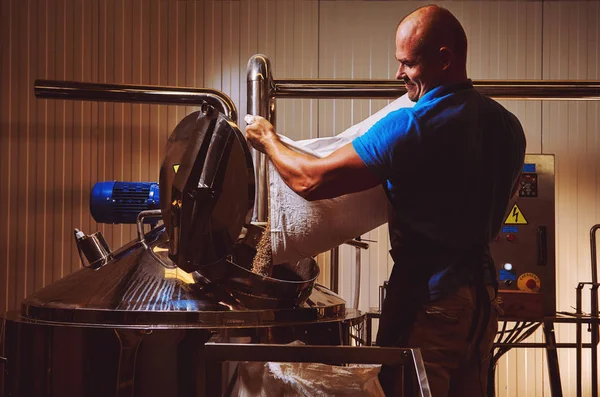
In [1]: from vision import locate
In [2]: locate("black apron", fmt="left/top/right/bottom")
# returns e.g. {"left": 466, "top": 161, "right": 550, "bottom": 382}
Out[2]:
{"left": 376, "top": 244, "right": 496, "bottom": 397}
{"left": 376, "top": 243, "right": 496, "bottom": 348}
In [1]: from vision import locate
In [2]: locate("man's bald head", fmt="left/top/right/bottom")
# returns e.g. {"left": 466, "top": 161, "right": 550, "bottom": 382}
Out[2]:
{"left": 398, "top": 5, "right": 468, "bottom": 67}
{"left": 394, "top": 5, "right": 468, "bottom": 100}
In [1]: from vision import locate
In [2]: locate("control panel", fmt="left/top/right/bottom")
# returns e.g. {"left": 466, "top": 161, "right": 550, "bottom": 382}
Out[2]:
{"left": 491, "top": 154, "right": 555, "bottom": 318}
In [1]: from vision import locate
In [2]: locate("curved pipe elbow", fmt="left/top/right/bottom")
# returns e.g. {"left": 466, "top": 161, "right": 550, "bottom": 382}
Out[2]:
{"left": 247, "top": 54, "right": 273, "bottom": 83}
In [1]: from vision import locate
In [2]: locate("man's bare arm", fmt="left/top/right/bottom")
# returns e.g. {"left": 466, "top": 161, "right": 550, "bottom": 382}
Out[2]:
{"left": 245, "top": 116, "right": 381, "bottom": 201}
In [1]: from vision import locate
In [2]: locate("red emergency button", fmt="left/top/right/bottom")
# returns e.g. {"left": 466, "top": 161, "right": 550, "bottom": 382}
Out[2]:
{"left": 506, "top": 234, "right": 516, "bottom": 242}
{"left": 518, "top": 272, "right": 541, "bottom": 292}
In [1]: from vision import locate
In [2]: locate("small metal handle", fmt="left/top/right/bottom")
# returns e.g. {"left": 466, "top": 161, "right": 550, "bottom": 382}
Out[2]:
{"left": 537, "top": 226, "right": 547, "bottom": 266}
{"left": 136, "top": 210, "right": 163, "bottom": 248}
{"left": 345, "top": 238, "right": 369, "bottom": 250}
{"left": 136, "top": 210, "right": 177, "bottom": 269}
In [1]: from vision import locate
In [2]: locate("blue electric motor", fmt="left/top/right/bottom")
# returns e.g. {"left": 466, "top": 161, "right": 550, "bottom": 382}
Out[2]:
{"left": 90, "top": 181, "right": 160, "bottom": 224}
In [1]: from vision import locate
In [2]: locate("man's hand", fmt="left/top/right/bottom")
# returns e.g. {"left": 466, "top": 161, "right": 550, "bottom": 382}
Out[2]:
{"left": 245, "top": 115, "right": 279, "bottom": 154}
{"left": 242, "top": 114, "right": 380, "bottom": 201}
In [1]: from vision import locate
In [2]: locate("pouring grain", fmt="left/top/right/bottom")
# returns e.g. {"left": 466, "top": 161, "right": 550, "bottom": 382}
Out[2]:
{"left": 251, "top": 221, "right": 273, "bottom": 277}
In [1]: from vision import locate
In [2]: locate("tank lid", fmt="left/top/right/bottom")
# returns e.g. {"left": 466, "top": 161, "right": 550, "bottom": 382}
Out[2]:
{"left": 20, "top": 227, "right": 347, "bottom": 327}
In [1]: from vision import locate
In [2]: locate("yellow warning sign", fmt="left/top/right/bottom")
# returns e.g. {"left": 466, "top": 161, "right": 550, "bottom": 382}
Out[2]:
{"left": 504, "top": 203, "right": 528, "bottom": 225}
{"left": 173, "top": 164, "right": 180, "bottom": 173}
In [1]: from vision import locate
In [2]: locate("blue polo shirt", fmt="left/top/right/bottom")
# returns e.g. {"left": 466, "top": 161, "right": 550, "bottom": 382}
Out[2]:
{"left": 353, "top": 80, "right": 526, "bottom": 300}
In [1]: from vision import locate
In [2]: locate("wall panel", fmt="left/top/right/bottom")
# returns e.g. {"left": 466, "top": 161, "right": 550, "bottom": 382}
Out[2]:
{"left": 542, "top": 2, "right": 600, "bottom": 395}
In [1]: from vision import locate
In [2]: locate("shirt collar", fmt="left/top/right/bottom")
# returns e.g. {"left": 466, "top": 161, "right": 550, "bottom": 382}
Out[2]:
{"left": 415, "top": 79, "right": 474, "bottom": 107}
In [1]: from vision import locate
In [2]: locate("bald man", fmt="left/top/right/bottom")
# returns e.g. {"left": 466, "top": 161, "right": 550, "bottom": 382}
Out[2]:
{"left": 246, "top": 5, "right": 525, "bottom": 397}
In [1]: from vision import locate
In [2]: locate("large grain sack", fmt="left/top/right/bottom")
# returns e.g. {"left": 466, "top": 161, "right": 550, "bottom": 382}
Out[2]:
{"left": 231, "top": 341, "right": 385, "bottom": 397}
{"left": 270, "top": 94, "right": 415, "bottom": 264}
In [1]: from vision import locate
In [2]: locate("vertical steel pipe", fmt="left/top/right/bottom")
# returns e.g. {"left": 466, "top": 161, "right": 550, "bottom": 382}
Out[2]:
{"left": 330, "top": 247, "right": 339, "bottom": 294}
{"left": 353, "top": 246, "right": 361, "bottom": 310}
{"left": 247, "top": 55, "right": 275, "bottom": 222}
{"left": 591, "top": 225, "right": 600, "bottom": 397}
{"left": 577, "top": 283, "right": 584, "bottom": 397}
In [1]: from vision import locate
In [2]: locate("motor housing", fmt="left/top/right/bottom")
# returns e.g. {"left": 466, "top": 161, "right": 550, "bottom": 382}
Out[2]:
{"left": 90, "top": 181, "right": 160, "bottom": 224}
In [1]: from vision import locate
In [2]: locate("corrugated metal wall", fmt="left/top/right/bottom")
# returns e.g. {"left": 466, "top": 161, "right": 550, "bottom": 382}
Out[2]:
{"left": 1, "top": 1, "right": 598, "bottom": 395}
{"left": 542, "top": 3, "right": 600, "bottom": 395}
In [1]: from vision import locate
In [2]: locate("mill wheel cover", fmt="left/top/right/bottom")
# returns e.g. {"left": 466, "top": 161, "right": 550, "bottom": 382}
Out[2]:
{"left": 159, "top": 106, "right": 255, "bottom": 272}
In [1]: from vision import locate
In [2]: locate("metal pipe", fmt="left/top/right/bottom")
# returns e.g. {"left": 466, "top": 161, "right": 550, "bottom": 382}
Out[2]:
{"left": 345, "top": 239, "right": 369, "bottom": 250}
{"left": 590, "top": 225, "right": 600, "bottom": 397}
{"left": 543, "top": 321, "right": 564, "bottom": 397}
{"left": 577, "top": 283, "right": 584, "bottom": 397}
{"left": 247, "top": 54, "right": 275, "bottom": 222}
{"left": 34, "top": 79, "right": 238, "bottom": 122}
{"left": 330, "top": 247, "right": 339, "bottom": 294}
{"left": 495, "top": 343, "right": 596, "bottom": 348}
{"left": 353, "top": 246, "right": 361, "bottom": 311}
{"left": 274, "top": 79, "right": 600, "bottom": 100}
{"left": 591, "top": 225, "right": 599, "bottom": 285}
{"left": 411, "top": 349, "right": 432, "bottom": 397}
{"left": 346, "top": 239, "right": 369, "bottom": 311}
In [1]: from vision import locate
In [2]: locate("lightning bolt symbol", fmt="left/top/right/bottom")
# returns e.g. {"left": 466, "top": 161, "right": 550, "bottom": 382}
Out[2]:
{"left": 512, "top": 206, "right": 519, "bottom": 222}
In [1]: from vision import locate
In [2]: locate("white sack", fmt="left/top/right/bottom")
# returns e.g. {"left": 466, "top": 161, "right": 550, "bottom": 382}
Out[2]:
{"left": 270, "top": 94, "right": 415, "bottom": 264}
{"left": 232, "top": 361, "right": 385, "bottom": 397}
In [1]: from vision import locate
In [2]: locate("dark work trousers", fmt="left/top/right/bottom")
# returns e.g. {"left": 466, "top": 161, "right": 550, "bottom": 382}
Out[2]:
{"left": 377, "top": 255, "right": 499, "bottom": 397}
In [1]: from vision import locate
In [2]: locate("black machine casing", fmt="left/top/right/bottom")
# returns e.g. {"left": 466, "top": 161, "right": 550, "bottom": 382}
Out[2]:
{"left": 160, "top": 108, "right": 255, "bottom": 272}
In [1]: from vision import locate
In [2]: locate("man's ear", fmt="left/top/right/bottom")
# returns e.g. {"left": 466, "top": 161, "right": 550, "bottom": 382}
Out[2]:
{"left": 439, "top": 47, "right": 452, "bottom": 71}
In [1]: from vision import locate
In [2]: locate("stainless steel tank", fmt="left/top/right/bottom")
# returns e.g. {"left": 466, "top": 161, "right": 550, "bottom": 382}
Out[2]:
{"left": 0, "top": 105, "right": 362, "bottom": 397}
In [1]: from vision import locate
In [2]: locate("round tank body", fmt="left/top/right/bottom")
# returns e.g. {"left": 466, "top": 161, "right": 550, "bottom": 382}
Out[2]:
{"left": 0, "top": 227, "right": 361, "bottom": 397}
